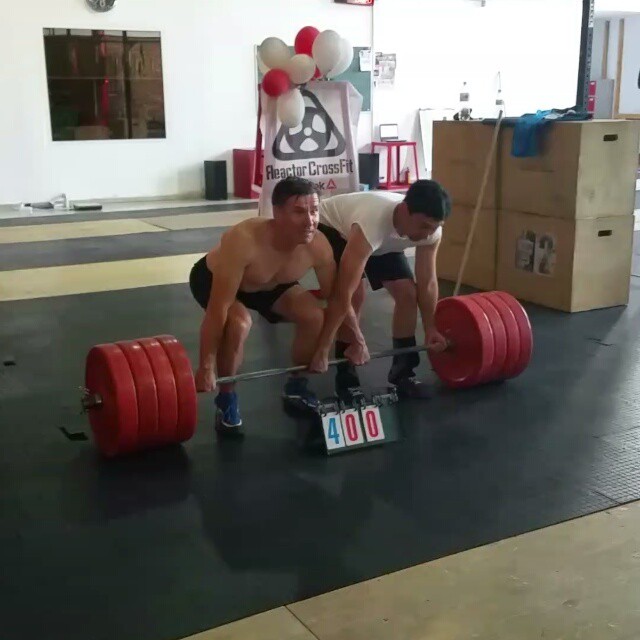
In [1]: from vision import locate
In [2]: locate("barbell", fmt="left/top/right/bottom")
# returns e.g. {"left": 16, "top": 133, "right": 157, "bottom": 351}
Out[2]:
{"left": 81, "top": 290, "right": 532, "bottom": 458}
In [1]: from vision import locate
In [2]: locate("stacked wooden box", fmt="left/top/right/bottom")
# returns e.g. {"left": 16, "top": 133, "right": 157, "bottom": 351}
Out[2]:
{"left": 432, "top": 119, "right": 640, "bottom": 312}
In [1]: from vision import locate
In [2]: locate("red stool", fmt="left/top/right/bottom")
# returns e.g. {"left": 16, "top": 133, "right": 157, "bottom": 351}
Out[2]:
{"left": 371, "top": 141, "right": 420, "bottom": 190}
{"left": 232, "top": 148, "right": 261, "bottom": 199}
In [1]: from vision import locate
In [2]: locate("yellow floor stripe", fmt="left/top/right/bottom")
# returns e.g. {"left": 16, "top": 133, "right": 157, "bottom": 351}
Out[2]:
{"left": 0, "top": 253, "right": 202, "bottom": 301}
{"left": 144, "top": 209, "right": 257, "bottom": 231}
{"left": 0, "top": 209, "right": 257, "bottom": 244}
{"left": 0, "top": 219, "right": 163, "bottom": 244}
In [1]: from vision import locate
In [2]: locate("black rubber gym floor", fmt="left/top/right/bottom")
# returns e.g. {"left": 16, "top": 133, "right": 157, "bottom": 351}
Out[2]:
{"left": 0, "top": 227, "right": 225, "bottom": 270}
{"left": 2, "top": 233, "right": 640, "bottom": 640}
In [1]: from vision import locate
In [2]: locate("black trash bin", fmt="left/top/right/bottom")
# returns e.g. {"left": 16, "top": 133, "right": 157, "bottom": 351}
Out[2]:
{"left": 204, "top": 160, "right": 228, "bottom": 201}
{"left": 358, "top": 152, "right": 380, "bottom": 190}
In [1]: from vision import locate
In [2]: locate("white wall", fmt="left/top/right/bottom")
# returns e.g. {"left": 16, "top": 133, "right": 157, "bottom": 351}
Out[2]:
{"left": 0, "top": 0, "right": 372, "bottom": 204}
{"left": 595, "top": 0, "right": 640, "bottom": 12}
{"left": 606, "top": 19, "right": 622, "bottom": 79}
{"left": 0, "top": 0, "right": 586, "bottom": 204}
{"left": 372, "top": 0, "right": 584, "bottom": 174}
{"left": 591, "top": 18, "right": 607, "bottom": 80}
{"left": 592, "top": 15, "right": 640, "bottom": 107}
{"left": 618, "top": 15, "right": 640, "bottom": 115}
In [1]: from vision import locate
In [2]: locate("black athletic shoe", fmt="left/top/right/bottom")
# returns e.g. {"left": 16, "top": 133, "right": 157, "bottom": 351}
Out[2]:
{"left": 392, "top": 376, "right": 432, "bottom": 399}
{"left": 335, "top": 369, "right": 361, "bottom": 399}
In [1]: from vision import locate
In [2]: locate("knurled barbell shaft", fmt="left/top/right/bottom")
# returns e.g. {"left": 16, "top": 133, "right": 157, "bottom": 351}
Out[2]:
{"left": 216, "top": 344, "right": 436, "bottom": 385}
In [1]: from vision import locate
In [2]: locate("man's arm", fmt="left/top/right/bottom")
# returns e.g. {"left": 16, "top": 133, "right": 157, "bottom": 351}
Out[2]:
{"left": 311, "top": 225, "right": 373, "bottom": 366}
{"left": 198, "top": 230, "right": 251, "bottom": 374}
{"left": 415, "top": 240, "right": 447, "bottom": 350}
{"left": 311, "top": 234, "right": 366, "bottom": 346}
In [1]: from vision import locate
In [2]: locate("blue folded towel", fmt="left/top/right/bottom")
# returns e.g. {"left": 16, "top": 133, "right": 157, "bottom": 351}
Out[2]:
{"left": 512, "top": 111, "right": 552, "bottom": 157}
{"left": 511, "top": 108, "right": 591, "bottom": 158}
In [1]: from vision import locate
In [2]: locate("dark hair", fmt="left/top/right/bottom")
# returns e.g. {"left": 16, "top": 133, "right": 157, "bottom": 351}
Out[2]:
{"left": 272, "top": 176, "right": 320, "bottom": 207}
{"left": 404, "top": 179, "right": 451, "bottom": 221}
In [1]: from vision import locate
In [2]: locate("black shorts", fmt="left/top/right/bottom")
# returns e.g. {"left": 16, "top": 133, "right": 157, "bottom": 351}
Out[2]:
{"left": 188, "top": 256, "right": 297, "bottom": 324}
{"left": 318, "top": 223, "right": 414, "bottom": 291}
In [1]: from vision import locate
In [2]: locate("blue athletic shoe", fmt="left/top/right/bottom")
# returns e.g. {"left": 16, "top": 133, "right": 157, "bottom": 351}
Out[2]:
{"left": 215, "top": 391, "right": 242, "bottom": 428}
{"left": 282, "top": 376, "right": 318, "bottom": 411}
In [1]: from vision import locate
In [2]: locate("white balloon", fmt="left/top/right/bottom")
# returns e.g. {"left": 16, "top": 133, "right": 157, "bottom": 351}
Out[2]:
{"left": 277, "top": 90, "right": 306, "bottom": 128}
{"left": 285, "top": 54, "right": 316, "bottom": 85}
{"left": 312, "top": 30, "right": 343, "bottom": 76}
{"left": 256, "top": 51, "right": 270, "bottom": 75}
{"left": 259, "top": 37, "right": 291, "bottom": 70}
{"left": 327, "top": 38, "right": 354, "bottom": 79}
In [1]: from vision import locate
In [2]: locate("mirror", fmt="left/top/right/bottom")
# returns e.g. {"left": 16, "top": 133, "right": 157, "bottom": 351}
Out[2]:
{"left": 43, "top": 28, "right": 166, "bottom": 141}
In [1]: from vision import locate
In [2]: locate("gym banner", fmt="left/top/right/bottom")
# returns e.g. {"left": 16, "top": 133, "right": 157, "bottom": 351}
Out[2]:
{"left": 259, "top": 80, "right": 363, "bottom": 217}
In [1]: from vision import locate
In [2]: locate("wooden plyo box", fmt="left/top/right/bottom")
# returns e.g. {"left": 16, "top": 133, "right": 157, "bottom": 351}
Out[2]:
{"left": 437, "top": 205, "right": 497, "bottom": 291}
{"left": 432, "top": 119, "right": 640, "bottom": 219}
{"left": 496, "top": 211, "right": 634, "bottom": 312}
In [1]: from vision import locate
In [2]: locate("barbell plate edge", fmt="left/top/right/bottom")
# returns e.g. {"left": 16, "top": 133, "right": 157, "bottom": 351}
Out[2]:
{"left": 137, "top": 337, "right": 181, "bottom": 446}
{"left": 484, "top": 293, "right": 521, "bottom": 380}
{"left": 155, "top": 335, "right": 198, "bottom": 443}
{"left": 84, "top": 344, "right": 139, "bottom": 457}
{"left": 117, "top": 340, "right": 161, "bottom": 452}
{"left": 493, "top": 291, "right": 533, "bottom": 377}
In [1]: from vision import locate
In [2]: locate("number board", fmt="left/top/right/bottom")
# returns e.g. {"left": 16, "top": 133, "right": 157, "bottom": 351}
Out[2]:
{"left": 320, "top": 404, "right": 387, "bottom": 455}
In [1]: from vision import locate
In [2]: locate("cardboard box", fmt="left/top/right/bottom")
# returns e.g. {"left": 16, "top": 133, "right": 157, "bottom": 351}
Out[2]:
{"left": 437, "top": 205, "right": 497, "bottom": 291}
{"left": 432, "top": 121, "right": 499, "bottom": 209}
{"left": 432, "top": 119, "right": 640, "bottom": 219}
{"left": 500, "top": 120, "right": 640, "bottom": 219}
{"left": 496, "top": 211, "right": 634, "bottom": 312}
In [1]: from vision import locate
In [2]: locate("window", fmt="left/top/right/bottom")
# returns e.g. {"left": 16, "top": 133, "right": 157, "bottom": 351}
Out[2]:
{"left": 43, "top": 28, "right": 166, "bottom": 141}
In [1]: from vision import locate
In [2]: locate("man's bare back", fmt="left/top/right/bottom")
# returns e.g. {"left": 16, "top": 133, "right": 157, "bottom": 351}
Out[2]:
{"left": 205, "top": 217, "right": 326, "bottom": 294}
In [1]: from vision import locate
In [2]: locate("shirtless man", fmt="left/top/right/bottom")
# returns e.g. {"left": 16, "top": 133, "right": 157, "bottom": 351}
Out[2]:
{"left": 189, "top": 176, "right": 367, "bottom": 429}
{"left": 309, "top": 180, "right": 451, "bottom": 398}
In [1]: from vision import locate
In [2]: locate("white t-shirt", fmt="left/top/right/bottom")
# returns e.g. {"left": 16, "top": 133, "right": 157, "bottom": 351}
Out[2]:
{"left": 319, "top": 191, "right": 442, "bottom": 256}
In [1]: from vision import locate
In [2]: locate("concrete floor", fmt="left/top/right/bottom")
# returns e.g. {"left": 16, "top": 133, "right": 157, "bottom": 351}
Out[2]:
{"left": 2, "top": 204, "right": 640, "bottom": 640}
{"left": 195, "top": 500, "right": 640, "bottom": 640}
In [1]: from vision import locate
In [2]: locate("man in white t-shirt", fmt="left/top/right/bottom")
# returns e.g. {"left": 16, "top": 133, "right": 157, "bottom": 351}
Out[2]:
{"left": 309, "top": 180, "right": 451, "bottom": 398}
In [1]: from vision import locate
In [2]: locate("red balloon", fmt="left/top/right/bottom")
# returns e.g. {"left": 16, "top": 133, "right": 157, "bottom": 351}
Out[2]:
{"left": 262, "top": 69, "right": 290, "bottom": 98}
{"left": 295, "top": 26, "right": 320, "bottom": 56}
{"left": 313, "top": 66, "right": 322, "bottom": 79}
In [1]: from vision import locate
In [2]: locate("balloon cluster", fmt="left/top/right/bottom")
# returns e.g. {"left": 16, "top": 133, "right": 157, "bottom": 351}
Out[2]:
{"left": 258, "top": 26, "right": 354, "bottom": 128}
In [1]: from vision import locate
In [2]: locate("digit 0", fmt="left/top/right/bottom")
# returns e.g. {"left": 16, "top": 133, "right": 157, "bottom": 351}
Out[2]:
{"left": 365, "top": 410, "right": 379, "bottom": 438}
{"left": 345, "top": 413, "right": 358, "bottom": 442}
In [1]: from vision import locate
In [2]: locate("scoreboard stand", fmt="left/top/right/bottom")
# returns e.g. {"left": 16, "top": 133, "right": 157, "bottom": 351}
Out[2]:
{"left": 305, "top": 386, "right": 401, "bottom": 456}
